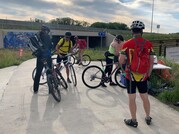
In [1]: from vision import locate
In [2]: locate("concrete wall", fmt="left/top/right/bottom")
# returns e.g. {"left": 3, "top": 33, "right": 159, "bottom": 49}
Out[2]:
{"left": 0, "top": 30, "right": 3, "bottom": 48}
{"left": 0, "top": 29, "right": 106, "bottom": 48}
{"left": 105, "top": 33, "right": 115, "bottom": 46}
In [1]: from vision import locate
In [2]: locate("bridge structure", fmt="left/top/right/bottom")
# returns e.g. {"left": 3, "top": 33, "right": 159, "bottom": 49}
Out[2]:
{"left": 0, "top": 19, "right": 131, "bottom": 49}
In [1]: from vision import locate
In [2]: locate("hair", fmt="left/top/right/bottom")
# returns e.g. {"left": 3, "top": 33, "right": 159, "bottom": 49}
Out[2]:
{"left": 132, "top": 28, "right": 143, "bottom": 34}
{"left": 115, "top": 35, "right": 124, "bottom": 41}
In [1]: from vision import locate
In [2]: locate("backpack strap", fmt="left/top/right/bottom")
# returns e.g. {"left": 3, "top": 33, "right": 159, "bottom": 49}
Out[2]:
{"left": 58, "top": 38, "right": 65, "bottom": 48}
{"left": 58, "top": 38, "right": 72, "bottom": 53}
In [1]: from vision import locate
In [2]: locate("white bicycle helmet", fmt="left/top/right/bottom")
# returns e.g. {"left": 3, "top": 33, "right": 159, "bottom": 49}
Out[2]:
{"left": 130, "top": 20, "right": 145, "bottom": 29}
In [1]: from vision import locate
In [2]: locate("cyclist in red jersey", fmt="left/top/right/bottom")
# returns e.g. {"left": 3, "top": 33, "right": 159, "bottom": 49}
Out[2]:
{"left": 119, "top": 20, "right": 155, "bottom": 127}
{"left": 74, "top": 36, "right": 87, "bottom": 65}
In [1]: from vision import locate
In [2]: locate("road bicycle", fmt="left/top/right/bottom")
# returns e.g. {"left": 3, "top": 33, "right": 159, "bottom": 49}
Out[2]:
{"left": 82, "top": 59, "right": 126, "bottom": 89}
{"left": 32, "top": 57, "right": 68, "bottom": 89}
{"left": 70, "top": 48, "right": 91, "bottom": 66}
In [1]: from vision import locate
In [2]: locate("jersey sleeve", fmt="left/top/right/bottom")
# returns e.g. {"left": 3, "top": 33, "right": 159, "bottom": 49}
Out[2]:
{"left": 57, "top": 38, "right": 63, "bottom": 47}
{"left": 120, "top": 42, "right": 128, "bottom": 56}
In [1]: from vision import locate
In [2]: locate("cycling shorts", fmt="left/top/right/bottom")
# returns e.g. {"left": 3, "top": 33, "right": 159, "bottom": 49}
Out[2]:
{"left": 126, "top": 79, "right": 148, "bottom": 94}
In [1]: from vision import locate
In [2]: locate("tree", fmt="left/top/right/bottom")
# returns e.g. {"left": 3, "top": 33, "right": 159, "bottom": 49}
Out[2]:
{"left": 90, "top": 22, "right": 108, "bottom": 28}
{"left": 49, "top": 17, "right": 90, "bottom": 27}
{"left": 90, "top": 22, "right": 129, "bottom": 30}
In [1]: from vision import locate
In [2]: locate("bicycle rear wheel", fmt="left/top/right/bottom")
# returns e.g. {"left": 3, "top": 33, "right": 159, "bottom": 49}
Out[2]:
{"left": 69, "top": 64, "right": 77, "bottom": 86}
{"left": 81, "top": 54, "right": 91, "bottom": 66}
{"left": 32, "top": 67, "right": 47, "bottom": 85}
{"left": 82, "top": 65, "right": 103, "bottom": 88}
{"left": 114, "top": 68, "right": 127, "bottom": 88}
{"left": 47, "top": 74, "right": 61, "bottom": 102}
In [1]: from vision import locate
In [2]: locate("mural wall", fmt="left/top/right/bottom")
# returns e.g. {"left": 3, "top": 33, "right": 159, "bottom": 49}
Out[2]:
{"left": 3, "top": 32, "right": 35, "bottom": 48}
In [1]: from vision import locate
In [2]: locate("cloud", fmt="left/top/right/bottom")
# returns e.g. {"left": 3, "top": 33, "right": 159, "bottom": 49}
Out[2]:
{"left": 0, "top": 0, "right": 178, "bottom": 33}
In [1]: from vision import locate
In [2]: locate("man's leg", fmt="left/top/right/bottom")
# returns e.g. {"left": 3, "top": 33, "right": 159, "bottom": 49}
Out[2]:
{"left": 140, "top": 93, "right": 150, "bottom": 117}
{"left": 138, "top": 80, "right": 152, "bottom": 125}
{"left": 33, "top": 58, "right": 43, "bottom": 93}
{"left": 124, "top": 79, "right": 138, "bottom": 127}
{"left": 128, "top": 93, "right": 137, "bottom": 120}
{"left": 65, "top": 65, "right": 71, "bottom": 83}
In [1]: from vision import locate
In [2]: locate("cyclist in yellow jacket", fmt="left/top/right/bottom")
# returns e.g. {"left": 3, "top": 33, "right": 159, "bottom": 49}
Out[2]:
{"left": 56, "top": 31, "right": 73, "bottom": 83}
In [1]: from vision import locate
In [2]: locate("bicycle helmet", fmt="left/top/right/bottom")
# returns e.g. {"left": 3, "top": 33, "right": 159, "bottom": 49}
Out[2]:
{"left": 41, "top": 25, "right": 50, "bottom": 33}
{"left": 65, "top": 31, "right": 72, "bottom": 37}
{"left": 115, "top": 35, "right": 124, "bottom": 41}
{"left": 130, "top": 20, "right": 145, "bottom": 29}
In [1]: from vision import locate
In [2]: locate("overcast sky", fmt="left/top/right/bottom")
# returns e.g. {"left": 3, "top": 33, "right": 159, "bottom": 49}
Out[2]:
{"left": 0, "top": 0, "right": 178, "bottom": 34}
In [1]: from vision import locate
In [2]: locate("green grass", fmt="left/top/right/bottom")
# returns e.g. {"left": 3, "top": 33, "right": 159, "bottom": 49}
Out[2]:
{"left": 0, "top": 48, "right": 34, "bottom": 69}
{"left": 149, "top": 57, "right": 179, "bottom": 111}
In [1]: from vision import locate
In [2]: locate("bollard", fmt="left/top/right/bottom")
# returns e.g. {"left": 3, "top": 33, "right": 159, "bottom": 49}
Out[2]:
{"left": 19, "top": 48, "right": 23, "bottom": 57}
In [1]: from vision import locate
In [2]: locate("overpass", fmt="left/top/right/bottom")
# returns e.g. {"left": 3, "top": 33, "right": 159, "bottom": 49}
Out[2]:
{"left": 0, "top": 19, "right": 131, "bottom": 49}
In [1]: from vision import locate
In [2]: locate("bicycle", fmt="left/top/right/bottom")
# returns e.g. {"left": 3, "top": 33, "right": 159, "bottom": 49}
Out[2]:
{"left": 82, "top": 59, "right": 126, "bottom": 89}
{"left": 70, "top": 48, "right": 91, "bottom": 66}
{"left": 57, "top": 53, "right": 77, "bottom": 87}
{"left": 32, "top": 57, "right": 68, "bottom": 89}
{"left": 41, "top": 58, "right": 61, "bottom": 102}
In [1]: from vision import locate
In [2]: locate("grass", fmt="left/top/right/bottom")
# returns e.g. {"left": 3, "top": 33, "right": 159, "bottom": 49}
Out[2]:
{"left": 149, "top": 57, "right": 179, "bottom": 111}
{"left": 0, "top": 48, "right": 34, "bottom": 69}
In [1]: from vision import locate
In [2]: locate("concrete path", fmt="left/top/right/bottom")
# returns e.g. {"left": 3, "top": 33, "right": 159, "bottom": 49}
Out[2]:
{"left": 0, "top": 59, "right": 179, "bottom": 134}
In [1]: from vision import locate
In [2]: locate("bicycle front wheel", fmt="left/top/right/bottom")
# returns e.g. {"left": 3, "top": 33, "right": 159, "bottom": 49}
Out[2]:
{"left": 81, "top": 54, "right": 91, "bottom": 66}
{"left": 32, "top": 67, "right": 47, "bottom": 85}
{"left": 82, "top": 65, "right": 103, "bottom": 88}
{"left": 69, "top": 55, "right": 75, "bottom": 65}
{"left": 114, "top": 68, "right": 127, "bottom": 88}
{"left": 56, "top": 71, "right": 68, "bottom": 89}
{"left": 47, "top": 74, "right": 61, "bottom": 102}
{"left": 69, "top": 64, "right": 77, "bottom": 86}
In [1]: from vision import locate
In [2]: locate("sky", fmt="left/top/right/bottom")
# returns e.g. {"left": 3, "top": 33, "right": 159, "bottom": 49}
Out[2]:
{"left": 0, "top": 0, "right": 179, "bottom": 34}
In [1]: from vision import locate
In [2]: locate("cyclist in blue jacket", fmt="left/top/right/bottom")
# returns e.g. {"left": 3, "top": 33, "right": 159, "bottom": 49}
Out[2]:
{"left": 33, "top": 25, "right": 52, "bottom": 94}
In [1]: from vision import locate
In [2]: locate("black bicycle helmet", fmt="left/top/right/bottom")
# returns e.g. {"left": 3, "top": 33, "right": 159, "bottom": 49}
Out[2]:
{"left": 41, "top": 25, "right": 50, "bottom": 33}
{"left": 115, "top": 35, "right": 124, "bottom": 41}
{"left": 130, "top": 20, "right": 145, "bottom": 29}
{"left": 65, "top": 31, "right": 72, "bottom": 37}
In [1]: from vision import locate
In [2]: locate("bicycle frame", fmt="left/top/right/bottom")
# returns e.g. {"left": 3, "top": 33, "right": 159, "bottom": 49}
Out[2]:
{"left": 99, "top": 59, "right": 120, "bottom": 82}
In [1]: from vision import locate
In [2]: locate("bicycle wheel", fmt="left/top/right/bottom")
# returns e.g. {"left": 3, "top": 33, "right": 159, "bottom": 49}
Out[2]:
{"left": 82, "top": 65, "right": 103, "bottom": 88}
{"left": 81, "top": 54, "right": 91, "bottom": 66}
{"left": 47, "top": 74, "right": 61, "bottom": 102}
{"left": 56, "top": 71, "right": 68, "bottom": 89}
{"left": 69, "top": 64, "right": 77, "bottom": 86}
{"left": 114, "top": 68, "right": 127, "bottom": 88}
{"left": 69, "top": 55, "right": 75, "bottom": 65}
{"left": 32, "top": 67, "right": 47, "bottom": 85}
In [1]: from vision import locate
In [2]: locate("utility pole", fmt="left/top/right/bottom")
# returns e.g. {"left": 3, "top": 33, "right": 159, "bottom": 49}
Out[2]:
{"left": 151, "top": 0, "right": 154, "bottom": 33}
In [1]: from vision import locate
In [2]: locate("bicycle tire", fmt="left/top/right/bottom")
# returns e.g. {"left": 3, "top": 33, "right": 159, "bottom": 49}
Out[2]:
{"left": 32, "top": 67, "right": 47, "bottom": 85}
{"left": 69, "top": 55, "right": 75, "bottom": 65}
{"left": 56, "top": 71, "right": 68, "bottom": 89}
{"left": 114, "top": 68, "right": 127, "bottom": 88}
{"left": 82, "top": 65, "right": 103, "bottom": 88}
{"left": 47, "top": 74, "right": 61, "bottom": 102}
{"left": 69, "top": 64, "right": 77, "bottom": 86}
{"left": 81, "top": 54, "right": 91, "bottom": 66}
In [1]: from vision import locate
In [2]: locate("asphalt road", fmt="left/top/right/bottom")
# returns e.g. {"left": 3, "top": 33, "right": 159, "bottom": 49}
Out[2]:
{"left": 0, "top": 58, "right": 179, "bottom": 134}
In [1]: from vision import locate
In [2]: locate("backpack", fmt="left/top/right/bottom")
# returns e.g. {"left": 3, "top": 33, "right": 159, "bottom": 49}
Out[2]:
{"left": 28, "top": 33, "right": 43, "bottom": 57}
{"left": 130, "top": 39, "right": 150, "bottom": 74}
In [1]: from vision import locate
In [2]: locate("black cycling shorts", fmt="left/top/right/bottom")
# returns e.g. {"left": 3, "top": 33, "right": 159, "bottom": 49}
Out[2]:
{"left": 57, "top": 54, "right": 68, "bottom": 65}
{"left": 126, "top": 79, "right": 148, "bottom": 94}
